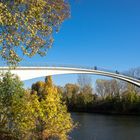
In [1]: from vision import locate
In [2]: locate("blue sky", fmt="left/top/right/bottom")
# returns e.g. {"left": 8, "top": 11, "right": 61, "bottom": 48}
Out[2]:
{"left": 24, "top": 0, "right": 140, "bottom": 87}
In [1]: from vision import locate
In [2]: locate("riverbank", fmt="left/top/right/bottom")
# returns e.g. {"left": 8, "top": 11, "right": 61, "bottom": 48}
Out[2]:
{"left": 58, "top": 79, "right": 140, "bottom": 117}
{"left": 69, "top": 109, "right": 140, "bottom": 116}
{"left": 67, "top": 100, "right": 140, "bottom": 116}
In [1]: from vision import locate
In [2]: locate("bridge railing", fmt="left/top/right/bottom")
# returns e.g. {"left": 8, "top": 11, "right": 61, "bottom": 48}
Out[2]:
{"left": 0, "top": 62, "right": 140, "bottom": 80}
{"left": 96, "top": 67, "right": 140, "bottom": 80}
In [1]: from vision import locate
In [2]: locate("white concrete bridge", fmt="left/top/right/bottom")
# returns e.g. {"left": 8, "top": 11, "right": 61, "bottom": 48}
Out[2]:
{"left": 0, "top": 66, "right": 140, "bottom": 87}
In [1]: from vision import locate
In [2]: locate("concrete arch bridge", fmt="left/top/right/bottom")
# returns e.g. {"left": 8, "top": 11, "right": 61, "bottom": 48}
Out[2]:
{"left": 0, "top": 66, "right": 140, "bottom": 87}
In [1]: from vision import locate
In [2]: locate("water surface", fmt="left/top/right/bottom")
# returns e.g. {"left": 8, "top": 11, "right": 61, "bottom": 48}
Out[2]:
{"left": 70, "top": 112, "right": 140, "bottom": 140}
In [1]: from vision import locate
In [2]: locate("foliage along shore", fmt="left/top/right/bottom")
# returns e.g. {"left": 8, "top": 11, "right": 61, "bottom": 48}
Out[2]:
{"left": 0, "top": 73, "right": 74, "bottom": 140}
{"left": 57, "top": 74, "right": 140, "bottom": 116}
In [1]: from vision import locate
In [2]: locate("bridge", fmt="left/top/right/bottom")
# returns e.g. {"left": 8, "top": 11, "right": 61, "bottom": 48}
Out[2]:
{"left": 0, "top": 66, "right": 140, "bottom": 87}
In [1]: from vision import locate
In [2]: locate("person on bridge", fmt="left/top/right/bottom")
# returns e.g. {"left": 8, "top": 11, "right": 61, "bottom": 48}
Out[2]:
{"left": 94, "top": 66, "right": 97, "bottom": 70}
{"left": 116, "top": 70, "right": 119, "bottom": 74}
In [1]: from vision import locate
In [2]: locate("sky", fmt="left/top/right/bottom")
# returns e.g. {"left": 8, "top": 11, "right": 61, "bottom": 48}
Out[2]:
{"left": 23, "top": 0, "right": 140, "bottom": 87}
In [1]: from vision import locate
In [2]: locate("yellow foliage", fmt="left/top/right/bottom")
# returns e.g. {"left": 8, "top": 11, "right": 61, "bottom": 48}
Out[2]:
{"left": 0, "top": 0, "right": 70, "bottom": 65}
{"left": 32, "top": 76, "right": 74, "bottom": 140}
{"left": 0, "top": 73, "right": 74, "bottom": 139}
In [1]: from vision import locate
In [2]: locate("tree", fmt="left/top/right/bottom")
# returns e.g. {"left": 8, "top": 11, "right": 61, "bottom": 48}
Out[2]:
{"left": 0, "top": 0, "right": 70, "bottom": 65}
{"left": 76, "top": 92, "right": 95, "bottom": 107}
{"left": 77, "top": 74, "right": 92, "bottom": 90}
{"left": 0, "top": 72, "right": 39, "bottom": 139}
{"left": 31, "top": 76, "right": 74, "bottom": 140}
{"left": 125, "top": 67, "right": 140, "bottom": 79}
{"left": 123, "top": 67, "right": 140, "bottom": 93}
{"left": 77, "top": 74, "right": 94, "bottom": 108}
{"left": 63, "top": 83, "right": 79, "bottom": 105}
{"left": 0, "top": 72, "right": 74, "bottom": 140}
{"left": 77, "top": 74, "right": 93, "bottom": 94}
{"left": 56, "top": 86, "right": 64, "bottom": 95}
{"left": 96, "top": 79, "right": 120, "bottom": 100}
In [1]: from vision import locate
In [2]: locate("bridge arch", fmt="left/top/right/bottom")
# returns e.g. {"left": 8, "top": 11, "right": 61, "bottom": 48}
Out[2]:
{"left": 0, "top": 66, "right": 140, "bottom": 87}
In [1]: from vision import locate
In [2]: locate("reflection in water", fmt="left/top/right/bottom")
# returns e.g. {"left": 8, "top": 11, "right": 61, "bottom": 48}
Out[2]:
{"left": 70, "top": 113, "right": 140, "bottom": 140}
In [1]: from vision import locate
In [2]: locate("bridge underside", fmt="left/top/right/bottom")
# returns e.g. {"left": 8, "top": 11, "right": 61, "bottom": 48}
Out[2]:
{"left": 0, "top": 67, "right": 140, "bottom": 87}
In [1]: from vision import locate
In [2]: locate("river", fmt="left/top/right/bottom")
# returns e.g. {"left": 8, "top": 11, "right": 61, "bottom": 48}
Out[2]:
{"left": 70, "top": 112, "right": 140, "bottom": 140}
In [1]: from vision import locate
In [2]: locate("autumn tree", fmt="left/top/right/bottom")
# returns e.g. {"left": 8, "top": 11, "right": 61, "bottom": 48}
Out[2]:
{"left": 123, "top": 67, "right": 140, "bottom": 93}
{"left": 63, "top": 83, "right": 79, "bottom": 106}
{"left": 0, "top": 72, "right": 40, "bottom": 139}
{"left": 77, "top": 74, "right": 92, "bottom": 89}
{"left": 96, "top": 79, "right": 120, "bottom": 100}
{"left": 77, "top": 74, "right": 93, "bottom": 94}
{"left": 31, "top": 76, "right": 74, "bottom": 140}
{"left": 77, "top": 74, "right": 94, "bottom": 107}
{"left": 57, "top": 86, "right": 64, "bottom": 96}
{"left": 0, "top": 0, "right": 70, "bottom": 65}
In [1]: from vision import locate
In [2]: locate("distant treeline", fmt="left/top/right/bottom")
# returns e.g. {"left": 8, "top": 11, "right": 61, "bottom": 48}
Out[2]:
{"left": 57, "top": 74, "right": 140, "bottom": 115}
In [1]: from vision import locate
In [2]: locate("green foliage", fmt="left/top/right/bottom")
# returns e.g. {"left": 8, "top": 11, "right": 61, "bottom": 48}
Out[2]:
{"left": 0, "top": 72, "right": 39, "bottom": 139}
{"left": 0, "top": 73, "right": 74, "bottom": 140}
{"left": 63, "top": 83, "right": 79, "bottom": 105}
{"left": 59, "top": 78, "right": 140, "bottom": 115}
{"left": 59, "top": 82, "right": 95, "bottom": 111}
{"left": 0, "top": 0, "right": 70, "bottom": 65}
